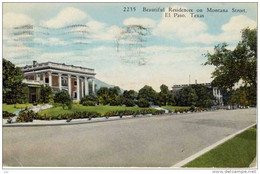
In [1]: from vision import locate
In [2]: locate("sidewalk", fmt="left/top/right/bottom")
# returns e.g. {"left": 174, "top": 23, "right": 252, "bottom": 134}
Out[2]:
{"left": 2, "top": 114, "right": 153, "bottom": 127}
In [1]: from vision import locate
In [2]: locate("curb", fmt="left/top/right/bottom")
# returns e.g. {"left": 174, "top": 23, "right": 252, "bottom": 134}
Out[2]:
{"left": 2, "top": 109, "right": 240, "bottom": 128}
{"left": 2, "top": 114, "right": 160, "bottom": 127}
{"left": 171, "top": 123, "right": 257, "bottom": 168}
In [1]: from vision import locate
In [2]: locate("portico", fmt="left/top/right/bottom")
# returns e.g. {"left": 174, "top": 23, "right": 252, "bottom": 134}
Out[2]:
{"left": 21, "top": 61, "right": 96, "bottom": 102}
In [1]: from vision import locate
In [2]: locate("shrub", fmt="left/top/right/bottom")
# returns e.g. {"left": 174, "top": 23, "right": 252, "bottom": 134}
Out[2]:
{"left": 137, "top": 98, "right": 150, "bottom": 107}
{"left": 55, "top": 111, "right": 101, "bottom": 120}
{"left": 39, "top": 85, "right": 53, "bottom": 103}
{"left": 123, "top": 98, "right": 135, "bottom": 107}
{"left": 82, "top": 101, "right": 96, "bottom": 106}
{"left": 54, "top": 90, "right": 72, "bottom": 109}
{"left": 16, "top": 110, "right": 37, "bottom": 122}
{"left": 109, "top": 97, "right": 121, "bottom": 106}
{"left": 80, "top": 95, "right": 97, "bottom": 104}
{"left": 3, "top": 111, "right": 15, "bottom": 119}
{"left": 124, "top": 110, "right": 135, "bottom": 115}
{"left": 156, "top": 110, "right": 165, "bottom": 115}
{"left": 190, "top": 105, "right": 196, "bottom": 112}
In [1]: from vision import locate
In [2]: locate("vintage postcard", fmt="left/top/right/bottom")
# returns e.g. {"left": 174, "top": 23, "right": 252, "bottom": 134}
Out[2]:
{"left": 2, "top": 2, "right": 257, "bottom": 171}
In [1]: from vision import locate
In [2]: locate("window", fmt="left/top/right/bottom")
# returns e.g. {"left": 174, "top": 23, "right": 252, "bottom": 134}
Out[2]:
{"left": 74, "top": 81, "right": 77, "bottom": 86}
{"left": 62, "top": 77, "right": 67, "bottom": 86}
{"left": 45, "top": 78, "right": 49, "bottom": 83}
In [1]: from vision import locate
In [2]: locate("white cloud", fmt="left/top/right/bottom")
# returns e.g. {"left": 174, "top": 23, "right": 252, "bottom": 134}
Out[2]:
{"left": 86, "top": 20, "right": 122, "bottom": 42}
{"left": 153, "top": 6, "right": 207, "bottom": 39}
{"left": 41, "top": 7, "right": 88, "bottom": 28}
{"left": 87, "top": 20, "right": 106, "bottom": 33}
{"left": 37, "top": 52, "right": 75, "bottom": 63}
{"left": 3, "top": 12, "right": 34, "bottom": 28}
{"left": 34, "top": 37, "right": 67, "bottom": 46}
{"left": 185, "top": 15, "right": 257, "bottom": 44}
{"left": 218, "top": 15, "right": 257, "bottom": 43}
{"left": 123, "top": 17, "right": 156, "bottom": 28}
{"left": 153, "top": 6, "right": 257, "bottom": 45}
{"left": 3, "top": 44, "right": 36, "bottom": 64}
{"left": 178, "top": 15, "right": 256, "bottom": 44}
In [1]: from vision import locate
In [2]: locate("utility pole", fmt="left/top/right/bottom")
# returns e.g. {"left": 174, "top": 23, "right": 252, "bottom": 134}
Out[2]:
{"left": 189, "top": 75, "right": 191, "bottom": 86}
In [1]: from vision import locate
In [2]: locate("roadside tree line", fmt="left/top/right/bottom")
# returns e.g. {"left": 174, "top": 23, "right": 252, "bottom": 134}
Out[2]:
{"left": 80, "top": 84, "right": 215, "bottom": 108}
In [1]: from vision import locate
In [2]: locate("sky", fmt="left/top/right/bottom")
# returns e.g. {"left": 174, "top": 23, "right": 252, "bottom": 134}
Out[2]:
{"left": 3, "top": 3, "right": 257, "bottom": 91}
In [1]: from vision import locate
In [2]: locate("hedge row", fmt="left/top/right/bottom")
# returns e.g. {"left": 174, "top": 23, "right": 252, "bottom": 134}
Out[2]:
{"left": 104, "top": 109, "right": 165, "bottom": 117}
{"left": 16, "top": 109, "right": 166, "bottom": 122}
{"left": 174, "top": 108, "right": 207, "bottom": 113}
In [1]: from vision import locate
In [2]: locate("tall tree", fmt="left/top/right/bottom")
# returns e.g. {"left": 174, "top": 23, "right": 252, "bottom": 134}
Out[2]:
{"left": 138, "top": 85, "right": 158, "bottom": 104}
{"left": 96, "top": 87, "right": 109, "bottom": 105}
{"left": 39, "top": 85, "right": 53, "bottom": 103}
{"left": 121, "top": 90, "right": 137, "bottom": 107}
{"left": 175, "top": 86, "right": 198, "bottom": 106}
{"left": 204, "top": 28, "right": 256, "bottom": 105}
{"left": 191, "top": 84, "right": 214, "bottom": 108}
{"left": 3, "top": 58, "right": 28, "bottom": 104}
{"left": 158, "top": 84, "right": 175, "bottom": 106}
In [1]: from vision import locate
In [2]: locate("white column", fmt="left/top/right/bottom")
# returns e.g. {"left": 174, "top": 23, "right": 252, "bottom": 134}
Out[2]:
{"left": 48, "top": 72, "right": 52, "bottom": 87}
{"left": 81, "top": 79, "right": 84, "bottom": 98}
{"left": 43, "top": 73, "right": 46, "bottom": 86}
{"left": 84, "top": 77, "right": 89, "bottom": 96}
{"left": 92, "top": 79, "right": 95, "bottom": 95}
{"left": 77, "top": 75, "right": 80, "bottom": 101}
{"left": 36, "top": 74, "right": 40, "bottom": 81}
{"left": 58, "top": 73, "right": 62, "bottom": 90}
{"left": 68, "top": 74, "right": 71, "bottom": 97}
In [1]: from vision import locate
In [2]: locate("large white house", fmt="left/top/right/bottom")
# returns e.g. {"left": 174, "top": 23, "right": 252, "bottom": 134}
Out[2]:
{"left": 20, "top": 61, "right": 96, "bottom": 103}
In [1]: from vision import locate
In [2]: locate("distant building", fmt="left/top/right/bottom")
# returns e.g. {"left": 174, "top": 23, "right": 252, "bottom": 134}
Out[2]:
{"left": 171, "top": 82, "right": 223, "bottom": 106}
{"left": 20, "top": 61, "right": 96, "bottom": 103}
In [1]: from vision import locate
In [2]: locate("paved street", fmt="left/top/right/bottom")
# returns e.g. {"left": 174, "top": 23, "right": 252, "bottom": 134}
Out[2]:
{"left": 3, "top": 108, "right": 256, "bottom": 167}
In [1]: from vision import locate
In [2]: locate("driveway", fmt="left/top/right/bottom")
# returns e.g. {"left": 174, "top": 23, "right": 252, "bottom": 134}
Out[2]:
{"left": 3, "top": 108, "right": 256, "bottom": 167}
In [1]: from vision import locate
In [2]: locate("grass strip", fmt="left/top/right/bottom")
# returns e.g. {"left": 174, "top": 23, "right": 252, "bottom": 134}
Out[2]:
{"left": 184, "top": 126, "right": 256, "bottom": 168}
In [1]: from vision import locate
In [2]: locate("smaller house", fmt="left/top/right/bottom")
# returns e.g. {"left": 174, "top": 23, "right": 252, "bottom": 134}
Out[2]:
{"left": 171, "top": 82, "right": 223, "bottom": 106}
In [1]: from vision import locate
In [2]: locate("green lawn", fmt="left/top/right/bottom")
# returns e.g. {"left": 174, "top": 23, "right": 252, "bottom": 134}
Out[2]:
{"left": 3, "top": 103, "right": 33, "bottom": 113}
{"left": 162, "top": 106, "right": 191, "bottom": 111}
{"left": 184, "top": 126, "right": 256, "bottom": 168}
{"left": 39, "top": 104, "right": 152, "bottom": 117}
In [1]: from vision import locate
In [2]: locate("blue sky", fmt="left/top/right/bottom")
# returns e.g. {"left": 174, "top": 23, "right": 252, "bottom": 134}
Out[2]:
{"left": 3, "top": 3, "right": 257, "bottom": 91}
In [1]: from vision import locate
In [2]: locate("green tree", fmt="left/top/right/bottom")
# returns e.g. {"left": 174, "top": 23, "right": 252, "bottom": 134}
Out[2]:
{"left": 3, "top": 58, "right": 28, "bottom": 104}
{"left": 138, "top": 85, "right": 158, "bottom": 104}
{"left": 157, "top": 84, "right": 175, "bottom": 106}
{"left": 54, "top": 90, "right": 72, "bottom": 109}
{"left": 121, "top": 90, "right": 137, "bottom": 106}
{"left": 175, "top": 86, "right": 198, "bottom": 106}
{"left": 108, "top": 86, "right": 121, "bottom": 105}
{"left": 191, "top": 84, "right": 214, "bottom": 108}
{"left": 80, "top": 95, "right": 97, "bottom": 104}
{"left": 167, "top": 93, "right": 176, "bottom": 106}
{"left": 96, "top": 87, "right": 109, "bottom": 105}
{"left": 204, "top": 28, "right": 257, "bottom": 105}
{"left": 137, "top": 98, "right": 150, "bottom": 107}
{"left": 39, "top": 85, "right": 53, "bottom": 103}
{"left": 230, "top": 87, "right": 249, "bottom": 107}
